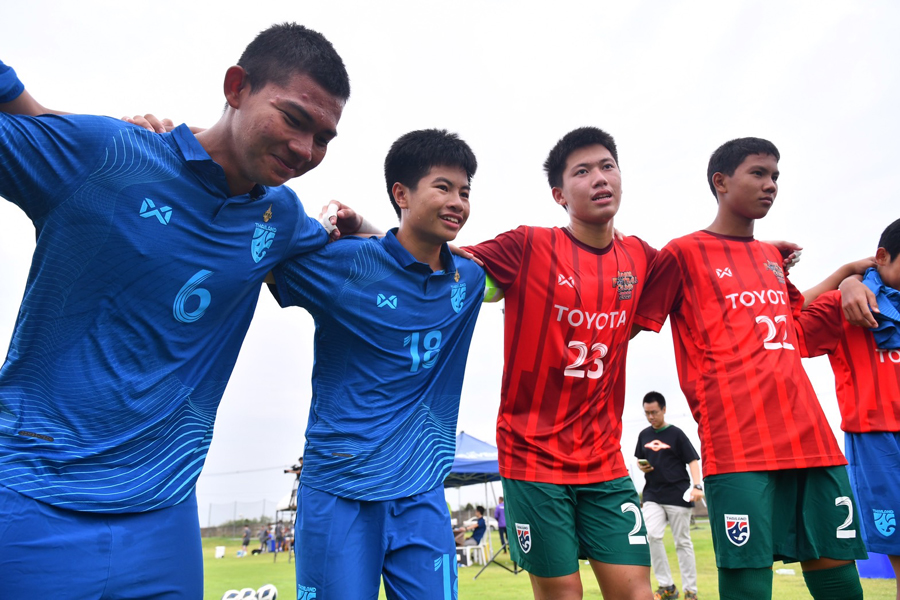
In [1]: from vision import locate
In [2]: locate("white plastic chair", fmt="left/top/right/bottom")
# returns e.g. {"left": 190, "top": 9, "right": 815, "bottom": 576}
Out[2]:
{"left": 459, "top": 538, "right": 487, "bottom": 566}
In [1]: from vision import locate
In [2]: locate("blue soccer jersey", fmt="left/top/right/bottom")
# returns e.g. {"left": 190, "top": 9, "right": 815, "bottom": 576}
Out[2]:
{"left": 271, "top": 230, "right": 485, "bottom": 501}
{"left": 0, "top": 60, "right": 24, "bottom": 103}
{"left": 0, "top": 113, "right": 328, "bottom": 512}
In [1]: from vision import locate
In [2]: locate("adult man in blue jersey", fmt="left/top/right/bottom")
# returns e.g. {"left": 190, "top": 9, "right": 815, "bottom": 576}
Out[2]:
{"left": 269, "top": 129, "right": 485, "bottom": 599}
{"left": 0, "top": 24, "right": 361, "bottom": 598}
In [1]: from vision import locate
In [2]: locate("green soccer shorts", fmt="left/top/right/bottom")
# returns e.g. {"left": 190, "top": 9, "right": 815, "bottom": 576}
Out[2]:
{"left": 705, "top": 467, "right": 869, "bottom": 569}
{"left": 502, "top": 476, "right": 651, "bottom": 578}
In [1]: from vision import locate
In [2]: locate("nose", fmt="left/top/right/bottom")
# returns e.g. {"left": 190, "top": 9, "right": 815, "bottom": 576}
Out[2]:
{"left": 288, "top": 134, "right": 314, "bottom": 163}
{"left": 592, "top": 168, "right": 609, "bottom": 187}
{"left": 763, "top": 176, "right": 777, "bottom": 192}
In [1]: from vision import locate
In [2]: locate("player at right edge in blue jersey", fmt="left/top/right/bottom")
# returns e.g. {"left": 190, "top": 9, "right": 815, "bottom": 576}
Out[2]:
{"left": 0, "top": 25, "right": 367, "bottom": 599}
{"left": 269, "top": 129, "right": 485, "bottom": 600}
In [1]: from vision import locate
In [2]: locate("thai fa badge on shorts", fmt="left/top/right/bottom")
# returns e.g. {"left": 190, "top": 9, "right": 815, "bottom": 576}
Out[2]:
{"left": 516, "top": 523, "right": 531, "bottom": 553}
{"left": 724, "top": 514, "right": 750, "bottom": 546}
{"left": 874, "top": 509, "right": 897, "bottom": 537}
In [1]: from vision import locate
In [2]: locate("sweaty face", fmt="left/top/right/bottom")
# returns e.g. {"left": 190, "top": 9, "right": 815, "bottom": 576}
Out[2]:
{"left": 644, "top": 402, "right": 665, "bottom": 429}
{"left": 397, "top": 166, "right": 471, "bottom": 245}
{"left": 717, "top": 153, "right": 779, "bottom": 222}
{"left": 231, "top": 72, "right": 343, "bottom": 190}
{"left": 552, "top": 144, "right": 622, "bottom": 225}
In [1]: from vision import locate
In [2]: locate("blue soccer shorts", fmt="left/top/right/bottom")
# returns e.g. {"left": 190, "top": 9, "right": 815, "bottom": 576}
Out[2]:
{"left": 0, "top": 483, "right": 202, "bottom": 598}
{"left": 846, "top": 431, "right": 900, "bottom": 555}
{"left": 294, "top": 485, "right": 457, "bottom": 600}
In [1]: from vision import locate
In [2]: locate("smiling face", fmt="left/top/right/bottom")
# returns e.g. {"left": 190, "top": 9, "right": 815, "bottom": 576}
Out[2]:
{"left": 714, "top": 153, "right": 779, "bottom": 223}
{"left": 551, "top": 144, "right": 622, "bottom": 226}
{"left": 394, "top": 165, "right": 470, "bottom": 245}
{"left": 227, "top": 68, "right": 344, "bottom": 192}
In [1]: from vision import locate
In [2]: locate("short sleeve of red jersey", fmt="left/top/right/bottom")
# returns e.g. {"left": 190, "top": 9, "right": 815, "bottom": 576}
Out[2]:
{"left": 784, "top": 277, "right": 806, "bottom": 318}
{"left": 634, "top": 244, "right": 683, "bottom": 332}
{"left": 795, "top": 290, "right": 843, "bottom": 358}
{"left": 463, "top": 226, "right": 528, "bottom": 289}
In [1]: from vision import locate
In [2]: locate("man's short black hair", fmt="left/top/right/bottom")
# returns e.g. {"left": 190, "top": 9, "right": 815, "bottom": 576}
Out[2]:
{"left": 642, "top": 391, "right": 666, "bottom": 409}
{"left": 384, "top": 129, "right": 477, "bottom": 219}
{"left": 879, "top": 218, "right": 900, "bottom": 261}
{"left": 237, "top": 22, "right": 350, "bottom": 101}
{"left": 543, "top": 127, "right": 619, "bottom": 190}
{"left": 476, "top": 505, "right": 485, "bottom": 515}
{"left": 706, "top": 137, "right": 779, "bottom": 199}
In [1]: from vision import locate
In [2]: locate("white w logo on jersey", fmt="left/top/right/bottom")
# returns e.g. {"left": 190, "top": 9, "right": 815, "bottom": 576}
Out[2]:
{"left": 716, "top": 268, "right": 732, "bottom": 279}
{"left": 558, "top": 274, "right": 575, "bottom": 287}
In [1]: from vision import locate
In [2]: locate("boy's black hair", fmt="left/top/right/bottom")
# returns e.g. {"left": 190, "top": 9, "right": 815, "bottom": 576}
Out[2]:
{"left": 384, "top": 129, "right": 477, "bottom": 219}
{"left": 879, "top": 218, "right": 900, "bottom": 261}
{"left": 543, "top": 127, "right": 619, "bottom": 190}
{"left": 642, "top": 391, "right": 666, "bottom": 409}
{"left": 706, "top": 137, "right": 780, "bottom": 199}
{"left": 237, "top": 22, "right": 350, "bottom": 101}
{"left": 476, "top": 505, "right": 485, "bottom": 515}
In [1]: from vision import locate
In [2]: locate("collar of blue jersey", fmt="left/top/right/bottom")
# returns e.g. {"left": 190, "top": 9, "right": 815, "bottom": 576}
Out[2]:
{"left": 169, "top": 124, "right": 267, "bottom": 200}
{"left": 382, "top": 228, "right": 457, "bottom": 275}
{"left": 862, "top": 267, "right": 900, "bottom": 349}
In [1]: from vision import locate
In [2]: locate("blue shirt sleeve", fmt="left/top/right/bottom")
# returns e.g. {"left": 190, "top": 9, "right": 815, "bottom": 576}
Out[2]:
{"left": 0, "top": 60, "right": 25, "bottom": 103}
{"left": 0, "top": 113, "right": 125, "bottom": 223}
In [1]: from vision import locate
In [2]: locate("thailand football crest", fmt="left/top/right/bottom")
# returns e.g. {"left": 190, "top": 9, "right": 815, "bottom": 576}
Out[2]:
{"left": 450, "top": 282, "right": 466, "bottom": 313}
{"left": 874, "top": 509, "right": 896, "bottom": 536}
{"left": 516, "top": 523, "right": 531, "bottom": 553}
{"left": 724, "top": 514, "right": 750, "bottom": 546}
{"left": 251, "top": 223, "right": 277, "bottom": 263}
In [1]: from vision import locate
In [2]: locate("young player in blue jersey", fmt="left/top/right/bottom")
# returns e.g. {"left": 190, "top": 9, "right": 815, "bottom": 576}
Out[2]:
{"left": 0, "top": 25, "right": 368, "bottom": 598}
{"left": 268, "top": 129, "right": 485, "bottom": 599}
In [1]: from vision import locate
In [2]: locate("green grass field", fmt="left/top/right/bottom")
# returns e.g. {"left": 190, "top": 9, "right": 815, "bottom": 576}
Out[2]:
{"left": 203, "top": 522, "right": 897, "bottom": 599}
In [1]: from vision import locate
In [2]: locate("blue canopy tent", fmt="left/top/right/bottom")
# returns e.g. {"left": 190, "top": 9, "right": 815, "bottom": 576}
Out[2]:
{"left": 444, "top": 431, "right": 500, "bottom": 488}
{"left": 444, "top": 432, "right": 501, "bottom": 562}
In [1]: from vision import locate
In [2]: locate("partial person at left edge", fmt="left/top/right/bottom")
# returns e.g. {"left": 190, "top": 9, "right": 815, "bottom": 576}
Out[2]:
{"left": 0, "top": 25, "right": 369, "bottom": 599}
{"left": 0, "top": 60, "right": 65, "bottom": 116}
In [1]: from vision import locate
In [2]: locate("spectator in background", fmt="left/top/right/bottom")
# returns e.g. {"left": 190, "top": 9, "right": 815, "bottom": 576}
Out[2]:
{"left": 495, "top": 496, "right": 508, "bottom": 553}
{"left": 241, "top": 524, "right": 251, "bottom": 557}
{"left": 258, "top": 526, "right": 269, "bottom": 553}
{"left": 635, "top": 391, "right": 702, "bottom": 600}
{"left": 275, "top": 521, "right": 285, "bottom": 552}
{"left": 455, "top": 506, "right": 487, "bottom": 547}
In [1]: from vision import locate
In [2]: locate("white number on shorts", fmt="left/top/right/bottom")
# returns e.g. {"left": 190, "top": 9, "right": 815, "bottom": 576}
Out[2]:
{"left": 620, "top": 502, "right": 647, "bottom": 545}
{"left": 564, "top": 341, "right": 608, "bottom": 379}
{"left": 835, "top": 496, "right": 857, "bottom": 539}
{"left": 755, "top": 315, "right": 795, "bottom": 351}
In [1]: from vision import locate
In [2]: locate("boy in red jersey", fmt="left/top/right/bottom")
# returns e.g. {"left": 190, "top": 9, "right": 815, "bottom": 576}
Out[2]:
{"left": 797, "top": 218, "right": 900, "bottom": 598}
{"left": 634, "top": 137, "right": 867, "bottom": 600}
{"left": 466, "top": 128, "right": 655, "bottom": 600}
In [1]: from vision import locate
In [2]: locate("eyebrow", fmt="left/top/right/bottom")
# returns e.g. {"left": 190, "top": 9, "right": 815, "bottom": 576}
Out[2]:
{"left": 571, "top": 158, "right": 615, "bottom": 171}
{"left": 278, "top": 99, "right": 338, "bottom": 139}
{"left": 432, "top": 176, "right": 470, "bottom": 191}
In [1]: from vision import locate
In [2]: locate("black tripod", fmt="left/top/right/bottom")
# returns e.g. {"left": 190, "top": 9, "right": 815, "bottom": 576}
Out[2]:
{"left": 473, "top": 542, "right": 521, "bottom": 579}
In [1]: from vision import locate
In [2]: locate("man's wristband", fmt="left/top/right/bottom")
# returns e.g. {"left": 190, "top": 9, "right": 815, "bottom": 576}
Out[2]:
{"left": 693, "top": 484, "right": 703, "bottom": 490}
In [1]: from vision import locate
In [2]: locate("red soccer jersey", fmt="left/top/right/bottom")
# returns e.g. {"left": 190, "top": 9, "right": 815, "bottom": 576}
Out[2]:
{"left": 633, "top": 231, "right": 846, "bottom": 476}
{"left": 796, "top": 290, "right": 900, "bottom": 433}
{"left": 467, "top": 226, "right": 656, "bottom": 484}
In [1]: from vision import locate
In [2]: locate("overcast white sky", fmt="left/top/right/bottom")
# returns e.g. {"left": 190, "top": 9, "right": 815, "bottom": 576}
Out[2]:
{"left": 2, "top": 1, "right": 898, "bottom": 521}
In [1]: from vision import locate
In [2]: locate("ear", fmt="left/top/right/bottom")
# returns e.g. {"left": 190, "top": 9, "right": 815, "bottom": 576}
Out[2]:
{"left": 551, "top": 187, "right": 566, "bottom": 209}
{"left": 876, "top": 247, "right": 890, "bottom": 265}
{"left": 392, "top": 182, "right": 409, "bottom": 210}
{"left": 223, "top": 66, "right": 251, "bottom": 109}
{"left": 712, "top": 172, "right": 728, "bottom": 195}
